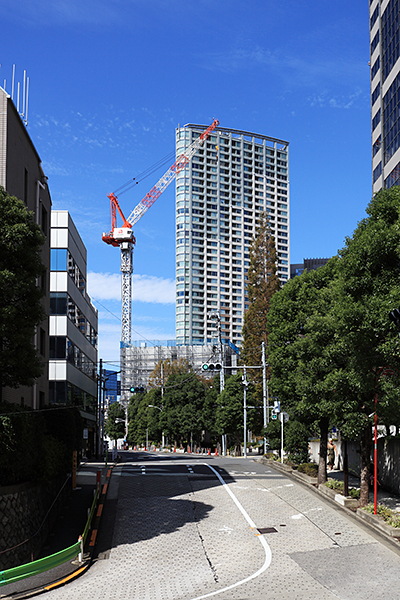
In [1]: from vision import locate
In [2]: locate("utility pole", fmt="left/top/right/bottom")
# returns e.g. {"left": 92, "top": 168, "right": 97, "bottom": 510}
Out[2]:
{"left": 242, "top": 366, "right": 248, "bottom": 459}
{"left": 97, "top": 358, "right": 103, "bottom": 458}
{"left": 262, "top": 341, "right": 268, "bottom": 454}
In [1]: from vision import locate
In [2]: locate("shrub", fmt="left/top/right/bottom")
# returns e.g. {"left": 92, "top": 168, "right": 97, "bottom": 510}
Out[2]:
{"left": 324, "top": 479, "right": 360, "bottom": 498}
{"left": 297, "top": 462, "right": 318, "bottom": 477}
{"left": 363, "top": 503, "right": 400, "bottom": 527}
{"left": 264, "top": 452, "right": 278, "bottom": 461}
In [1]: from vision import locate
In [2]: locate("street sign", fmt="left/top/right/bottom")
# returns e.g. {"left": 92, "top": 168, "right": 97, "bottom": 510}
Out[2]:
{"left": 279, "top": 412, "right": 289, "bottom": 423}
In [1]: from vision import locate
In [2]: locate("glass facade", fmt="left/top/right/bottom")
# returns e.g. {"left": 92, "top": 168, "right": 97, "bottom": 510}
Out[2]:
{"left": 370, "top": 0, "right": 400, "bottom": 191}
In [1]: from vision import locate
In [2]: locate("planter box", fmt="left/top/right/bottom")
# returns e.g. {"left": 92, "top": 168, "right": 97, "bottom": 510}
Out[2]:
{"left": 318, "top": 484, "right": 359, "bottom": 508}
{"left": 356, "top": 508, "right": 400, "bottom": 537}
{"left": 291, "top": 470, "right": 318, "bottom": 486}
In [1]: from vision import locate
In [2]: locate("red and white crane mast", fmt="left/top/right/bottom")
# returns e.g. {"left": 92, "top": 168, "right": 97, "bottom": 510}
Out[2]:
{"left": 102, "top": 119, "right": 219, "bottom": 348}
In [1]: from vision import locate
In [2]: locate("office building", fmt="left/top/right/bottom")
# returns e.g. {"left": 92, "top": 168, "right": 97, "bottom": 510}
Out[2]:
{"left": 0, "top": 84, "right": 52, "bottom": 408}
{"left": 175, "top": 124, "right": 290, "bottom": 347}
{"left": 49, "top": 210, "right": 98, "bottom": 456}
{"left": 290, "top": 257, "right": 330, "bottom": 279}
{"left": 370, "top": 0, "right": 400, "bottom": 192}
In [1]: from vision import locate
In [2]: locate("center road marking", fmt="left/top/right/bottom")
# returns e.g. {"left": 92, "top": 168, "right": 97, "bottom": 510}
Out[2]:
{"left": 188, "top": 464, "right": 272, "bottom": 600}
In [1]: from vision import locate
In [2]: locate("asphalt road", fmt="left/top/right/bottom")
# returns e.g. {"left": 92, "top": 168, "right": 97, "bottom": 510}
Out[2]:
{"left": 42, "top": 451, "right": 400, "bottom": 600}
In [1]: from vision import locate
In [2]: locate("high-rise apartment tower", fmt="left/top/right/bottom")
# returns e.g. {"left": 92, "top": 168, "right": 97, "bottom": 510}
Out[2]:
{"left": 175, "top": 124, "right": 290, "bottom": 347}
{"left": 370, "top": 0, "right": 400, "bottom": 192}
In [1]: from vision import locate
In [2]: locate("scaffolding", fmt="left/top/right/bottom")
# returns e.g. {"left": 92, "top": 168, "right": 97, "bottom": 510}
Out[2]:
{"left": 120, "top": 341, "right": 237, "bottom": 398}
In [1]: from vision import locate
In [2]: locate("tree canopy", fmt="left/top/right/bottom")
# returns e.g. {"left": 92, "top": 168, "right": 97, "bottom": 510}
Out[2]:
{"left": 0, "top": 187, "right": 45, "bottom": 394}
{"left": 267, "top": 187, "right": 400, "bottom": 501}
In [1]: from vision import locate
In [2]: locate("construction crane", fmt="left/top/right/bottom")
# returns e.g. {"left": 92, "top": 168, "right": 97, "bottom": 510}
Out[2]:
{"left": 102, "top": 118, "right": 219, "bottom": 348}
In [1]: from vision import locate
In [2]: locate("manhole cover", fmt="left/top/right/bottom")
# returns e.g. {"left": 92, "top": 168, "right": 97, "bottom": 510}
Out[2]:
{"left": 257, "top": 527, "right": 278, "bottom": 534}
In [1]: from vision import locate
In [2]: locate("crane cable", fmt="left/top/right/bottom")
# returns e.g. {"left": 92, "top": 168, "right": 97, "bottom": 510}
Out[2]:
{"left": 112, "top": 149, "right": 177, "bottom": 197}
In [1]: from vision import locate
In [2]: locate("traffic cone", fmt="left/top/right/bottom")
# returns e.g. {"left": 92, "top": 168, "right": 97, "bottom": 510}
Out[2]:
{"left": 207, "top": 448, "right": 210, "bottom": 456}
{"left": 215, "top": 448, "right": 218, "bottom": 456}
{"left": 173, "top": 446, "right": 176, "bottom": 453}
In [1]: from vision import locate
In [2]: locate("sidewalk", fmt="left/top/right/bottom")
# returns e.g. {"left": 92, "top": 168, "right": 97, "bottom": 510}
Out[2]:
{"left": 327, "top": 469, "right": 400, "bottom": 512}
{"left": 1, "top": 459, "right": 110, "bottom": 599}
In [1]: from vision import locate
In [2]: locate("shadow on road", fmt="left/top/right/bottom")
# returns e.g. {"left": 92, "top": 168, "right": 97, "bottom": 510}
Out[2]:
{"left": 94, "top": 452, "right": 236, "bottom": 559}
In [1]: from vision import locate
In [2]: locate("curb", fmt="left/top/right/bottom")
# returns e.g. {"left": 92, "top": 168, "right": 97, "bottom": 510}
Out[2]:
{"left": 256, "top": 457, "right": 400, "bottom": 551}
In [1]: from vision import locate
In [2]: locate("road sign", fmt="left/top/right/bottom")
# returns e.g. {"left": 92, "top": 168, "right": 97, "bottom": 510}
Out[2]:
{"left": 279, "top": 411, "right": 289, "bottom": 423}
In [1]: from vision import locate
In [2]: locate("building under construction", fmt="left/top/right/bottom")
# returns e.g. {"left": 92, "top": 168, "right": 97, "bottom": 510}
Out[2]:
{"left": 120, "top": 341, "right": 238, "bottom": 396}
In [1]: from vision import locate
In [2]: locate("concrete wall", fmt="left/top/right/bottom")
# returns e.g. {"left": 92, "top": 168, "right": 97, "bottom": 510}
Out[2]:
{"left": 308, "top": 439, "right": 361, "bottom": 475}
{"left": 378, "top": 437, "right": 400, "bottom": 495}
{"left": 0, "top": 476, "right": 69, "bottom": 570}
{"left": 309, "top": 436, "right": 400, "bottom": 496}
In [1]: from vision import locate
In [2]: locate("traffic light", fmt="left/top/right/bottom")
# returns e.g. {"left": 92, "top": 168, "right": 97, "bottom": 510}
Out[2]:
{"left": 201, "top": 362, "right": 222, "bottom": 372}
{"left": 271, "top": 399, "right": 281, "bottom": 420}
{"left": 130, "top": 386, "right": 146, "bottom": 393}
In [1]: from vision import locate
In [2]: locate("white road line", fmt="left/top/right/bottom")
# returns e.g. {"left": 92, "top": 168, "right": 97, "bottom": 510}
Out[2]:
{"left": 188, "top": 464, "right": 272, "bottom": 600}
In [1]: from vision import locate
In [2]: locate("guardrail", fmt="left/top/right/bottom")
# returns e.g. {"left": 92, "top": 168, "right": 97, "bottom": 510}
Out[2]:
{"left": 0, "top": 482, "right": 100, "bottom": 587}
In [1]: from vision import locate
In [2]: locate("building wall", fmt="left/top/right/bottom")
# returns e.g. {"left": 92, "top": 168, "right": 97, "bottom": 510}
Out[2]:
{"left": 290, "top": 257, "right": 330, "bottom": 278}
{"left": 0, "top": 87, "right": 51, "bottom": 408}
{"left": 175, "top": 124, "right": 289, "bottom": 347}
{"left": 49, "top": 211, "right": 98, "bottom": 454}
{"left": 370, "top": 0, "right": 400, "bottom": 193}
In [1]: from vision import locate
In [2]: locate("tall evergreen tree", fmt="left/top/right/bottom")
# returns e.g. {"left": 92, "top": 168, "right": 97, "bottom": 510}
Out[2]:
{"left": 241, "top": 212, "right": 280, "bottom": 383}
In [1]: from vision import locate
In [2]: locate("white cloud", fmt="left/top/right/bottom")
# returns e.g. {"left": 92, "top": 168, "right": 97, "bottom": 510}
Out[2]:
{"left": 88, "top": 271, "right": 175, "bottom": 304}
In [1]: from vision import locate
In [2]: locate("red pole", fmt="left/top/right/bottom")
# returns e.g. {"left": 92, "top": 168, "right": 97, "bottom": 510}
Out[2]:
{"left": 374, "top": 389, "right": 378, "bottom": 515}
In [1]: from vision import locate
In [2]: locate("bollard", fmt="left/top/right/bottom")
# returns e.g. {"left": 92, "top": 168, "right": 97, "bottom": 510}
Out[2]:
{"left": 173, "top": 446, "right": 176, "bottom": 453}
{"left": 78, "top": 535, "right": 83, "bottom": 563}
{"left": 188, "top": 447, "right": 191, "bottom": 454}
{"left": 207, "top": 448, "right": 210, "bottom": 455}
{"left": 215, "top": 448, "right": 218, "bottom": 456}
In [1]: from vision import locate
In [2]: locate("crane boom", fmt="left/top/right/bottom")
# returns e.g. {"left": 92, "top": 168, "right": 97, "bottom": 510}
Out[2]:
{"left": 126, "top": 118, "right": 219, "bottom": 227}
{"left": 102, "top": 118, "right": 219, "bottom": 246}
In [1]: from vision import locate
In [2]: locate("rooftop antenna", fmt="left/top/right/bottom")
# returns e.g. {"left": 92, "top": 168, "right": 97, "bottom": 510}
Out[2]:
{"left": 25, "top": 76, "right": 29, "bottom": 126}
{"left": 22, "top": 70, "right": 26, "bottom": 119}
{"left": 17, "top": 81, "right": 20, "bottom": 113}
{"left": 11, "top": 64, "right": 15, "bottom": 100}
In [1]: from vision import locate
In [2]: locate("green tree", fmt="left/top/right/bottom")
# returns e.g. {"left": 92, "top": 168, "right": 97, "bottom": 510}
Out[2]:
{"left": 331, "top": 187, "right": 400, "bottom": 504}
{"left": 0, "top": 187, "right": 45, "bottom": 398}
{"left": 216, "top": 373, "right": 259, "bottom": 454}
{"left": 105, "top": 402, "right": 125, "bottom": 446}
{"left": 127, "top": 388, "right": 162, "bottom": 446}
{"left": 268, "top": 187, "right": 400, "bottom": 503}
{"left": 159, "top": 372, "right": 207, "bottom": 447}
{"left": 241, "top": 212, "right": 280, "bottom": 389}
{"left": 267, "top": 261, "right": 341, "bottom": 483}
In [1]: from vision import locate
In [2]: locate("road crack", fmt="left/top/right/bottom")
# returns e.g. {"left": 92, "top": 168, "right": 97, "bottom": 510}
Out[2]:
{"left": 188, "top": 479, "right": 219, "bottom": 583}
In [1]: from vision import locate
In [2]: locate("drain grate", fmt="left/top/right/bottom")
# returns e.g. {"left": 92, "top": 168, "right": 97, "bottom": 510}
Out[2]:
{"left": 257, "top": 527, "right": 278, "bottom": 534}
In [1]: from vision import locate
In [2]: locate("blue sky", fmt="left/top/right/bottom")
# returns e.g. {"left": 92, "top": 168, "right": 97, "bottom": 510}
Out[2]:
{"left": 1, "top": 0, "right": 372, "bottom": 365}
